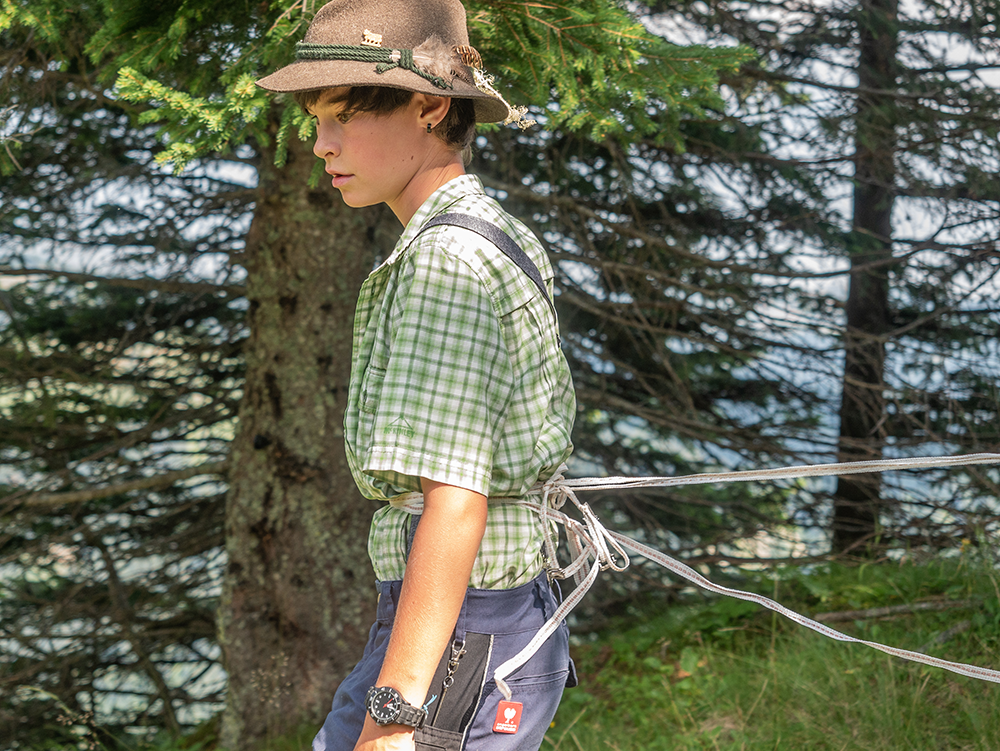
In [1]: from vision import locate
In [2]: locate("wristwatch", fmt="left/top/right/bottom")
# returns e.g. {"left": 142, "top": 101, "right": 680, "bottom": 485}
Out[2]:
{"left": 365, "top": 685, "right": 427, "bottom": 729}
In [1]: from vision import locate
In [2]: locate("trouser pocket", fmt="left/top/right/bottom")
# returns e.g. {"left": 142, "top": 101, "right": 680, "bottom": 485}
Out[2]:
{"left": 415, "top": 725, "right": 464, "bottom": 751}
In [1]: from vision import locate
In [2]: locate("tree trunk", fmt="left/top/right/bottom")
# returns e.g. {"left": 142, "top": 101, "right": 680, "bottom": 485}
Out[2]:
{"left": 831, "top": 0, "right": 900, "bottom": 554}
{"left": 219, "top": 132, "right": 398, "bottom": 748}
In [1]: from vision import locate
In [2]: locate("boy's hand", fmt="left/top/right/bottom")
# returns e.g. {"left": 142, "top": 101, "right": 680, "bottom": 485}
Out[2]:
{"left": 353, "top": 717, "right": 415, "bottom": 751}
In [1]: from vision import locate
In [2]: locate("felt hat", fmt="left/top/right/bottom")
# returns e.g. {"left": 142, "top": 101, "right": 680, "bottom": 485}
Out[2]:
{"left": 256, "top": 0, "right": 525, "bottom": 125}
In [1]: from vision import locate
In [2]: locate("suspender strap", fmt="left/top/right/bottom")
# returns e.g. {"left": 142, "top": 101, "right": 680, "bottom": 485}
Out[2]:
{"left": 420, "top": 213, "right": 559, "bottom": 330}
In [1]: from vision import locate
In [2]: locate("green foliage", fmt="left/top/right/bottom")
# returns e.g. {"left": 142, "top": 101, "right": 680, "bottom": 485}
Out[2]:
{"left": 114, "top": 67, "right": 272, "bottom": 172}
{"left": 549, "top": 554, "right": 1000, "bottom": 750}
{"left": 466, "top": 1, "right": 752, "bottom": 143}
{"left": 98, "top": 0, "right": 752, "bottom": 171}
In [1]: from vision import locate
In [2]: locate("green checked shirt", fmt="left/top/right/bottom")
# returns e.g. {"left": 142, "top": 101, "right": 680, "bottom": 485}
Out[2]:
{"left": 345, "top": 175, "right": 575, "bottom": 590}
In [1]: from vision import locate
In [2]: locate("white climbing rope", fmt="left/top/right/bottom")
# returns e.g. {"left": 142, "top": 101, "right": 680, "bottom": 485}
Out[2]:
{"left": 391, "top": 453, "right": 1000, "bottom": 699}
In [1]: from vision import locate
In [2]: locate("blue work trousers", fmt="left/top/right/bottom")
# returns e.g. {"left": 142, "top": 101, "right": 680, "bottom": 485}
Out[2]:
{"left": 312, "top": 571, "right": 575, "bottom": 751}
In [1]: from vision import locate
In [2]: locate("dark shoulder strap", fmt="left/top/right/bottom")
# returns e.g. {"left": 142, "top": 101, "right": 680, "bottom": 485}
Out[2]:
{"left": 419, "top": 212, "right": 559, "bottom": 329}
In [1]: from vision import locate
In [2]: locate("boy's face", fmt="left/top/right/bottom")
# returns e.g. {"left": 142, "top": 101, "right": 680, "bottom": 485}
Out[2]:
{"left": 308, "top": 87, "right": 442, "bottom": 221}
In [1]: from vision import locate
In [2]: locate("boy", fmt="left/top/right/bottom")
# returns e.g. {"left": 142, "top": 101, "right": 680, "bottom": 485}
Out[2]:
{"left": 257, "top": 1, "right": 576, "bottom": 749}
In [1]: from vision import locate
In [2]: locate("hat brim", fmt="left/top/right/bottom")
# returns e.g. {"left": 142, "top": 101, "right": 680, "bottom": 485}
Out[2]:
{"left": 256, "top": 59, "right": 510, "bottom": 124}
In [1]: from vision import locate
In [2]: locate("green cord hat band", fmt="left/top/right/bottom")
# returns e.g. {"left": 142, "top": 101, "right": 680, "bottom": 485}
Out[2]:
{"left": 295, "top": 43, "right": 453, "bottom": 90}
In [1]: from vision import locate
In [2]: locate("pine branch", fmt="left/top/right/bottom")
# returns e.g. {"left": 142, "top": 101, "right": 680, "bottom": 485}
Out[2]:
{"left": 94, "top": 538, "right": 181, "bottom": 733}
{"left": 745, "top": 65, "right": 1000, "bottom": 110}
{"left": 487, "top": 178, "right": 929, "bottom": 281}
{"left": 0, "top": 267, "right": 245, "bottom": 297}
{"left": 11, "top": 460, "right": 229, "bottom": 510}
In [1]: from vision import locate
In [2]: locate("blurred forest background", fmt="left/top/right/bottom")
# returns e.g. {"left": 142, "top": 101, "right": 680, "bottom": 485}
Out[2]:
{"left": 2, "top": 0, "right": 999, "bottom": 749}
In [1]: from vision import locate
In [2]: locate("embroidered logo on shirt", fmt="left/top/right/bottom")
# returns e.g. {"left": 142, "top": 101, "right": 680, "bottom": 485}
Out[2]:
{"left": 385, "top": 418, "right": 415, "bottom": 438}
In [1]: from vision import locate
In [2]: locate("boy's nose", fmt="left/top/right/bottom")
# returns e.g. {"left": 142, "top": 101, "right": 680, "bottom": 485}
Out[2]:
{"left": 313, "top": 128, "right": 340, "bottom": 159}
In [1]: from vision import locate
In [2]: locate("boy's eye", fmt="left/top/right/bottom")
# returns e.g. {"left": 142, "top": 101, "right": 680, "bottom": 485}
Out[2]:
{"left": 337, "top": 112, "right": 352, "bottom": 124}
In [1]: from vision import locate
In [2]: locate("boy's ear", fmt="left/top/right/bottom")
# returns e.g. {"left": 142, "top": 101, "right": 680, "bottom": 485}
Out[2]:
{"left": 415, "top": 94, "right": 452, "bottom": 129}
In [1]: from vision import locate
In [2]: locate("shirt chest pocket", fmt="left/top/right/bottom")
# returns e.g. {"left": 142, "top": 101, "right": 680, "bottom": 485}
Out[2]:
{"left": 360, "top": 364, "right": 386, "bottom": 416}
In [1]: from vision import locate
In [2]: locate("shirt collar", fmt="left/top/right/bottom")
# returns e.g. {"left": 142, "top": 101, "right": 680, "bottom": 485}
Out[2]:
{"left": 383, "top": 174, "right": 487, "bottom": 267}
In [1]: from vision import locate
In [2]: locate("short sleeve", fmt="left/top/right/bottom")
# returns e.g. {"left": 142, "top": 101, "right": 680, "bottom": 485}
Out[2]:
{"left": 361, "top": 241, "right": 514, "bottom": 496}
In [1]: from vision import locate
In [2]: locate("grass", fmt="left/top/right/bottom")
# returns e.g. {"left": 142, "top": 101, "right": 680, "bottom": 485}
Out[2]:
{"left": 544, "top": 551, "right": 1000, "bottom": 751}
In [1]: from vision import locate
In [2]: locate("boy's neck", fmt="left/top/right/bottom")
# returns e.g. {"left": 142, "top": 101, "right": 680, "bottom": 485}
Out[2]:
{"left": 390, "top": 158, "right": 466, "bottom": 227}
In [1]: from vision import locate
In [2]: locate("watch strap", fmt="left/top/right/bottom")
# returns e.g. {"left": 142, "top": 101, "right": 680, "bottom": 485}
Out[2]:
{"left": 396, "top": 701, "right": 427, "bottom": 729}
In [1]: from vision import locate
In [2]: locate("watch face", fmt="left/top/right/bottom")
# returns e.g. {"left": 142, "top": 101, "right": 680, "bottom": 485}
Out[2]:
{"left": 367, "top": 687, "right": 402, "bottom": 725}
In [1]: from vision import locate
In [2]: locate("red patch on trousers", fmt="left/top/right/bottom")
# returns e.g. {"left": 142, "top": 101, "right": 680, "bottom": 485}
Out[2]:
{"left": 493, "top": 701, "right": 522, "bottom": 734}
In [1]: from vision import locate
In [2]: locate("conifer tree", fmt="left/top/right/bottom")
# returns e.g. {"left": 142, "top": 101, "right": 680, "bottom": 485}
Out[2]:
{"left": 648, "top": 0, "right": 1000, "bottom": 552}
{"left": 2, "top": 2, "right": 246, "bottom": 743}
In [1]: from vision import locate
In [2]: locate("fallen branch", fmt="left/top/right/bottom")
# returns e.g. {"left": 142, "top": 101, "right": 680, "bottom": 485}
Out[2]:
{"left": 813, "top": 599, "right": 977, "bottom": 623}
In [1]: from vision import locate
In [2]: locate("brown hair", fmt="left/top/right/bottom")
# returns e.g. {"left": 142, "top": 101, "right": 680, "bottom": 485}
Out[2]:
{"left": 294, "top": 86, "right": 477, "bottom": 156}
